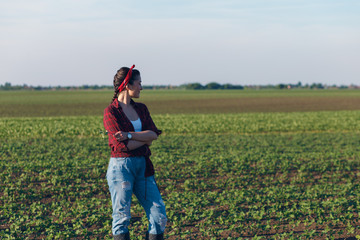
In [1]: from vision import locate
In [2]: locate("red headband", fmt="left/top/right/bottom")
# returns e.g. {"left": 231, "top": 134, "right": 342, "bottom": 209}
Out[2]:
{"left": 117, "top": 64, "right": 135, "bottom": 92}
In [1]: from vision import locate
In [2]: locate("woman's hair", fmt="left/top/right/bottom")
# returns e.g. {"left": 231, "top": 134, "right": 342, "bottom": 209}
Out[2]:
{"left": 111, "top": 67, "right": 140, "bottom": 103}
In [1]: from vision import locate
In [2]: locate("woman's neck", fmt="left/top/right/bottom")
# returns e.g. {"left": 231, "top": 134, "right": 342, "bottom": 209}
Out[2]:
{"left": 117, "top": 91, "right": 131, "bottom": 106}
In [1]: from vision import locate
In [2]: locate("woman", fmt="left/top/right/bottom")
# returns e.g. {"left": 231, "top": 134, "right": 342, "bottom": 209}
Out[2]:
{"left": 103, "top": 65, "right": 167, "bottom": 240}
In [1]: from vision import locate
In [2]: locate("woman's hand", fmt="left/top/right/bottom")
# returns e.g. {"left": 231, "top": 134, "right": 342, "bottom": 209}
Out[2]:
{"left": 114, "top": 131, "right": 128, "bottom": 141}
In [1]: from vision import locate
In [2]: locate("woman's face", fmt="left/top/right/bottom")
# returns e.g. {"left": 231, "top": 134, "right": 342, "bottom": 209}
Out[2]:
{"left": 127, "top": 76, "right": 142, "bottom": 98}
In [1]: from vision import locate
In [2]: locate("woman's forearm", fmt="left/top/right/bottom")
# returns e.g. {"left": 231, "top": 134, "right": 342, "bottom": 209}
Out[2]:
{"left": 130, "top": 130, "right": 158, "bottom": 142}
{"left": 126, "top": 140, "right": 150, "bottom": 151}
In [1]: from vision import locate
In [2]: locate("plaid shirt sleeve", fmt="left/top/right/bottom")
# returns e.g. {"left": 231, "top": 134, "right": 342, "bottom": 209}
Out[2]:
{"left": 141, "top": 104, "right": 162, "bottom": 136}
{"left": 103, "top": 107, "right": 130, "bottom": 152}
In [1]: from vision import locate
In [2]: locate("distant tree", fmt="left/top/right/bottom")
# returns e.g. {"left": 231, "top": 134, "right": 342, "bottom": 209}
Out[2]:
{"left": 223, "top": 84, "right": 234, "bottom": 89}
{"left": 276, "top": 84, "right": 287, "bottom": 89}
{"left": 317, "top": 83, "right": 324, "bottom": 89}
{"left": 223, "top": 84, "right": 244, "bottom": 89}
{"left": 185, "top": 83, "right": 204, "bottom": 90}
{"left": 1, "top": 82, "right": 12, "bottom": 90}
{"left": 205, "top": 82, "right": 222, "bottom": 89}
{"left": 310, "top": 83, "right": 324, "bottom": 89}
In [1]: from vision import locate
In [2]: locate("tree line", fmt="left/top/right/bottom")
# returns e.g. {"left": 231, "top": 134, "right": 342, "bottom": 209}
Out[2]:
{"left": 0, "top": 81, "right": 357, "bottom": 91}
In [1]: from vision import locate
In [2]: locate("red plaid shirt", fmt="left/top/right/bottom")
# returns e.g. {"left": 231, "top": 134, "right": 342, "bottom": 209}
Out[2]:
{"left": 103, "top": 99, "right": 162, "bottom": 177}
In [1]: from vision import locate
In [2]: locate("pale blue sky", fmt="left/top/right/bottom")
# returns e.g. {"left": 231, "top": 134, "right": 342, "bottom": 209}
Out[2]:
{"left": 1, "top": 0, "right": 359, "bottom": 86}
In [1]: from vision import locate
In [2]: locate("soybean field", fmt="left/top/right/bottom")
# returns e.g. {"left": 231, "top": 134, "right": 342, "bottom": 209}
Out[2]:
{"left": 1, "top": 89, "right": 360, "bottom": 239}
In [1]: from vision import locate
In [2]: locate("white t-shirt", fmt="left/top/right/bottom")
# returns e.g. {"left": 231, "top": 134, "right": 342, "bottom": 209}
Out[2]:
{"left": 130, "top": 118, "right": 142, "bottom": 132}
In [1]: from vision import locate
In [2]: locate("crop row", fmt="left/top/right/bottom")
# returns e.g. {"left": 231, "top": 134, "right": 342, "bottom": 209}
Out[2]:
{"left": 1, "top": 111, "right": 359, "bottom": 139}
